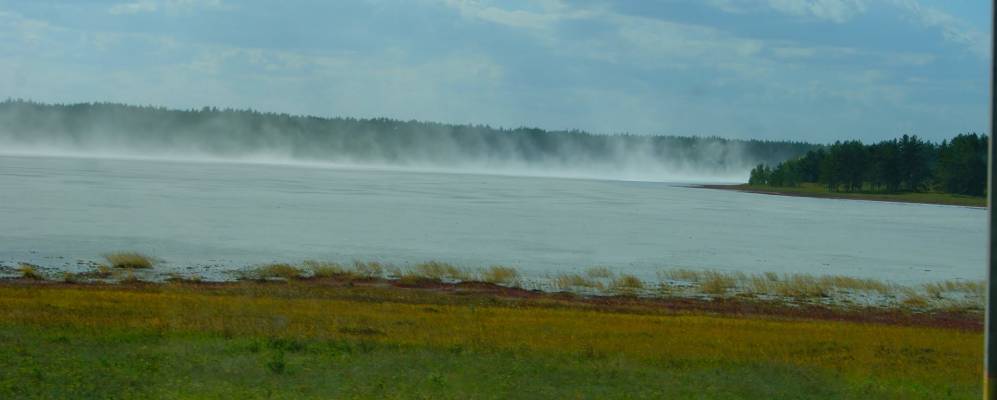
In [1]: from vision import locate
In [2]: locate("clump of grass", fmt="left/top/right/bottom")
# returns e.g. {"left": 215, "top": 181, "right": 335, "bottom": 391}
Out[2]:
{"left": 413, "top": 261, "right": 468, "bottom": 282}
{"left": 585, "top": 267, "right": 613, "bottom": 279}
{"left": 658, "top": 268, "right": 702, "bottom": 283}
{"left": 610, "top": 274, "right": 644, "bottom": 294}
{"left": 302, "top": 260, "right": 347, "bottom": 279}
{"left": 94, "top": 265, "right": 113, "bottom": 278}
{"left": 555, "top": 273, "right": 603, "bottom": 290}
{"left": 819, "top": 275, "right": 892, "bottom": 295}
{"left": 104, "top": 252, "right": 154, "bottom": 269}
{"left": 61, "top": 272, "right": 79, "bottom": 283}
{"left": 481, "top": 265, "right": 519, "bottom": 285}
{"left": 352, "top": 261, "right": 384, "bottom": 279}
{"left": 248, "top": 263, "right": 304, "bottom": 281}
{"left": 922, "top": 280, "right": 985, "bottom": 300}
{"left": 17, "top": 264, "right": 44, "bottom": 280}
{"left": 773, "top": 274, "right": 830, "bottom": 299}
{"left": 900, "top": 288, "right": 931, "bottom": 309}
{"left": 746, "top": 274, "right": 777, "bottom": 295}
{"left": 700, "top": 271, "right": 735, "bottom": 295}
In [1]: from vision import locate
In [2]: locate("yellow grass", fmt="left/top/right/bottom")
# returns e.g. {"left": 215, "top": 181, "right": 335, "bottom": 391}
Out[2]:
{"left": 17, "top": 264, "right": 44, "bottom": 280}
{"left": 480, "top": 265, "right": 519, "bottom": 285}
{"left": 412, "top": 261, "right": 468, "bottom": 281}
{"left": 301, "top": 260, "right": 347, "bottom": 278}
{"left": 0, "top": 284, "right": 980, "bottom": 390}
{"left": 555, "top": 273, "right": 603, "bottom": 290}
{"left": 248, "top": 263, "right": 304, "bottom": 280}
{"left": 352, "top": 261, "right": 385, "bottom": 278}
{"left": 610, "top": 274, "right": 645, "bottom": 294}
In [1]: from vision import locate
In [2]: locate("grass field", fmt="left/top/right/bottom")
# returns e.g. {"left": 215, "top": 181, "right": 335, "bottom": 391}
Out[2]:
{"left": 701, "top": 183, "right": 986, "bottom": 207}
{"left": 0, "top": 279, "right": 983, "bottom": 399}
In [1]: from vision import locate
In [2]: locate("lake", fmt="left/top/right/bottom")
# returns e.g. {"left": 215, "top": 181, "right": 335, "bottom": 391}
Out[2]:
{"left": 0, "top": 154, "right": 985, "bottom": 284}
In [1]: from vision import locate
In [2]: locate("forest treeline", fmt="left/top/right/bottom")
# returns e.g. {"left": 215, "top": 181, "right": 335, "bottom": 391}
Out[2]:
{"left": 0, "top": 100, "right": 816, "bottom": 176}
{"left": 748, "top": 133, "right": 988, "bottom": 196}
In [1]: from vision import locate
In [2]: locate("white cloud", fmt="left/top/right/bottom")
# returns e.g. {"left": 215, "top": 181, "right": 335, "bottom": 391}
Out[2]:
{"left": 888, "top": 0, "right": 988, "bottom": 58}
{"left": 765, "top": 0, "right": 868, "bottom": 23}
{"left": 108, "top": 0, "right": 227, "bottom": 15}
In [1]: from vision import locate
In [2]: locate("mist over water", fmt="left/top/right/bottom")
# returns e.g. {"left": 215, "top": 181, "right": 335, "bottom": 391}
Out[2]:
{"left": 0, "top": 154, "right": 984, "bottom": 284}
{"left": 0, "top": 101, "right": 815, "bottom": 183}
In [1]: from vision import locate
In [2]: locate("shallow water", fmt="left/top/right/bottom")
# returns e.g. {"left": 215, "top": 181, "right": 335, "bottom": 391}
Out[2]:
{"left": 0, "top": 154, "right": 985, "bottom": 284}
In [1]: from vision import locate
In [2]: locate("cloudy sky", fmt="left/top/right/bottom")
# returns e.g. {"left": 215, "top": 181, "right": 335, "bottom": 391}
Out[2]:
{"left": 0, "top": 0, "right": 989, "bottom": 142}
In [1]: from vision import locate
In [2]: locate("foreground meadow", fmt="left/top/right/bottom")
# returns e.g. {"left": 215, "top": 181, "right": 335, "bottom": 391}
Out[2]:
{"left": 0, "top": 277, "right": 982, "bottom": 399}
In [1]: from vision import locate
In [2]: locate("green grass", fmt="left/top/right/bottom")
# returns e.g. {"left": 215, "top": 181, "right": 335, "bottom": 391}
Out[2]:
{"left": 0, "top": 282, "right": 982, "bottom": 399}
{"left": 0, "top": 325, "right": 919, "bottom": 400}
{"left": 722, "top": 183, "right": 985, "bottom": 207}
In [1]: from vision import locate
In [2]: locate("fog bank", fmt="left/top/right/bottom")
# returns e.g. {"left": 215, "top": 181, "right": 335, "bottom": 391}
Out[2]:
{"left": 0, "top": 100, "right": 817, "bottom": 182}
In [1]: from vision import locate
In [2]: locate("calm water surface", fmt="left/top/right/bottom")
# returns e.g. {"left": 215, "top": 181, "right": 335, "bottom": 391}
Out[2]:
{"left": 0, "top": 154, "right": 985, "bottom": 284}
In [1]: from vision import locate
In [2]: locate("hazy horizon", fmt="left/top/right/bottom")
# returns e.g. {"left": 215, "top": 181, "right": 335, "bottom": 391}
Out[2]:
{"left": 0, "top": 0, "right": 989, "bottom": 143}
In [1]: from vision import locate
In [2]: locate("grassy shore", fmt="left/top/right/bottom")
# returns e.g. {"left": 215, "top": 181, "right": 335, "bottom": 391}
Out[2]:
{"left": 0, "top": 277, "right": 983, "bottom": 399}
{"left": 699, "top": 183, "right": 986, "bottom": 207}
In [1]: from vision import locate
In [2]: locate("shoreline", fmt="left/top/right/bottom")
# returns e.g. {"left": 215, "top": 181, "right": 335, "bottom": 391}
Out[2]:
{"left": 694, "top": 183, "right": 987, "bottom": 208}
{"left": 0, "top": 270, "right": 982, "bottom": 331}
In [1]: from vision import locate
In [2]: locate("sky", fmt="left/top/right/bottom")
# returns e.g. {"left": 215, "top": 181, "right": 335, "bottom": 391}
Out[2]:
{"left": 0, "top": 0, "right": 990, "bottom": 143}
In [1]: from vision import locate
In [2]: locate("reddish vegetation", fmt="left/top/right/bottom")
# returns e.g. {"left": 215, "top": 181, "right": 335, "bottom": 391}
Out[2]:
{"left": 1, "top": 277, "right": 982, "bottom": 331}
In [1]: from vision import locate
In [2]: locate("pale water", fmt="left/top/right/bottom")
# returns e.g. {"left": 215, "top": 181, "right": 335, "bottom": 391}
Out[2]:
{"left": 0, "top": 154, "right": 985, "bottom": 284}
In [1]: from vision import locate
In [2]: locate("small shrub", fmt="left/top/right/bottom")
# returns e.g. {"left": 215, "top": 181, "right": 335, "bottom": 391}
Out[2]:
{"left": 17, "top": 264, "right": 44, "bottom": 280}
{"left": 481, "top": 265, "right": 519, "bottom": 285}
{"left": 104, "top": 252, "right": 154, "bottom": 269}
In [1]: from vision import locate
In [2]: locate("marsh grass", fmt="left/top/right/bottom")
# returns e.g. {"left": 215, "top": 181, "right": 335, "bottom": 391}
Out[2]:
{"left": 480, "top": 265, "right": 519, "bottom": 285}
{"left": 413, "top": 261, "right": 468, "bottom": 282}
{"left": 246, "top": 263, "right": 305, "bottom": 281}
{"left": 353, "top": 261, "right": 385, "bottom": 279}
{"left": 17, "top": 264, "right": 44, "bottom": 280}
{"left": 555, "top": 273, "right": 604, "bottom": 290}
{"left": 585, "top": 267, "right": 613, "bottom": 279}
{"left": 610, "top": 274, "right": 645, "bottom": 295}
{"left": 302, "top": 261, "right": 349, "bottom": 279}
{"left": 104, "top": 252, "right": 154, "bottom": 269}
{"left": 700, "top": 271, "right": 736, "bottom": 295}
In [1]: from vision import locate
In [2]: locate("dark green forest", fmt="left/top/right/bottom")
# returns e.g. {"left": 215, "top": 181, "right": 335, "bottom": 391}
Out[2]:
{"left": 0, "top": 100, "right": 815, "bottom": 177}
{"left": 749, "top": 133, "right": 988, "bottom": 196}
